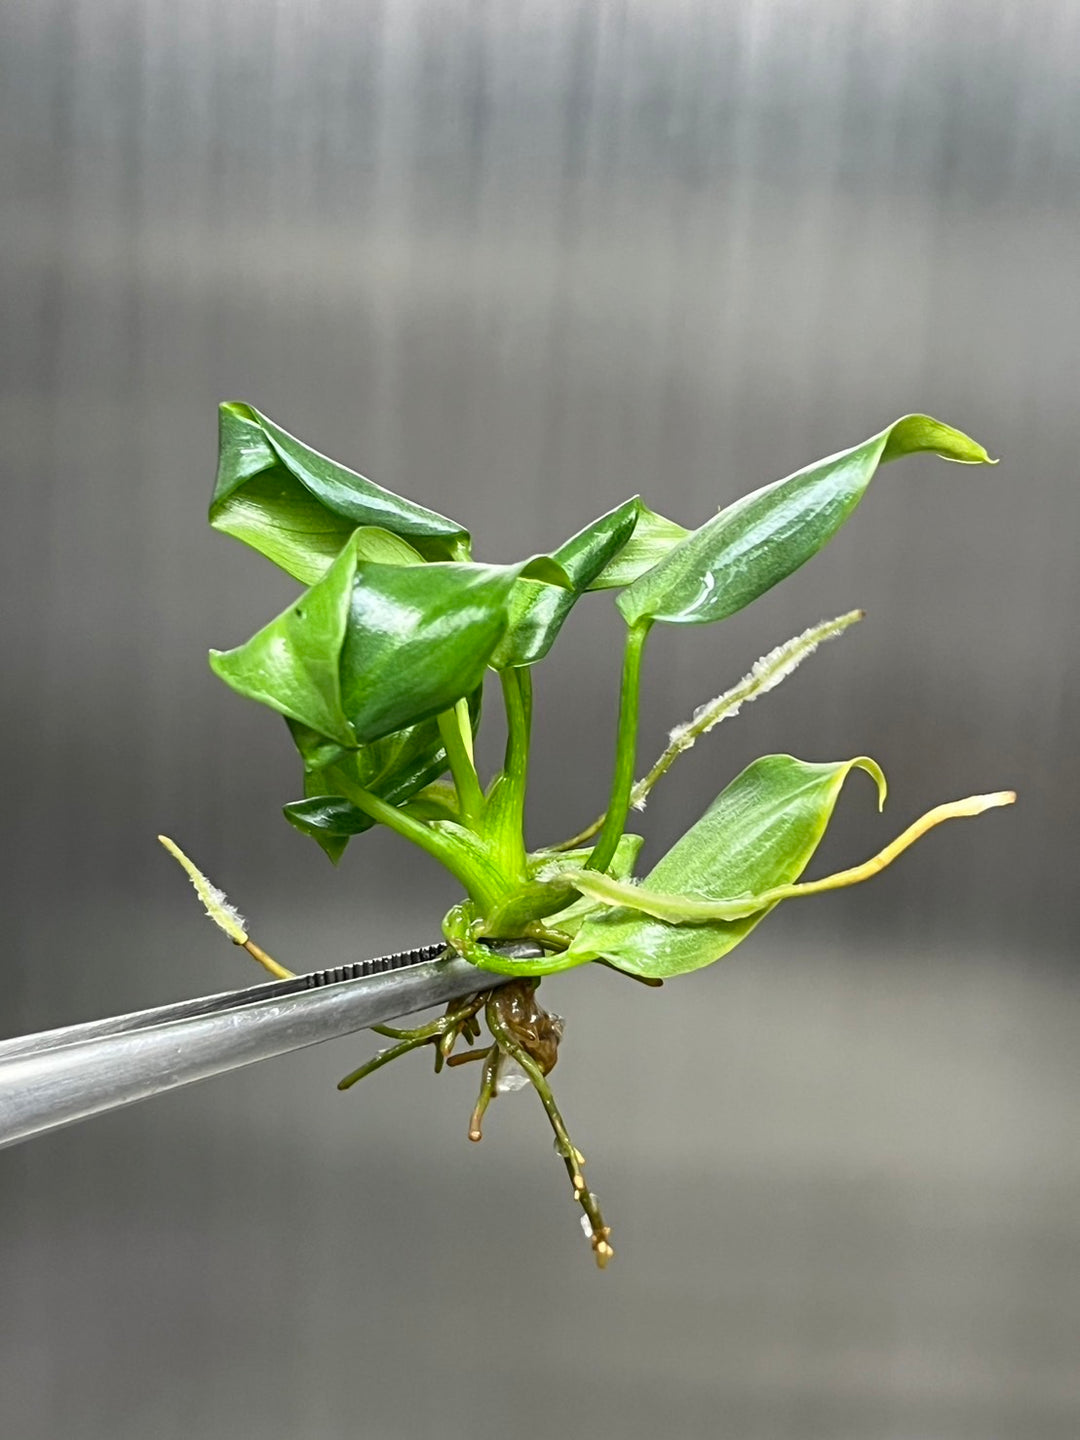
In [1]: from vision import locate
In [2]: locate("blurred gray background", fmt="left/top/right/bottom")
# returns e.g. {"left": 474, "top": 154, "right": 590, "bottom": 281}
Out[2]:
{"left": 2, "top": 1, "right": 1077, "bottom": 1436}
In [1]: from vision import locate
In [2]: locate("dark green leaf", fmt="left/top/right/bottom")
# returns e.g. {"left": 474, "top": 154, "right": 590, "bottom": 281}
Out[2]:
{"left": 283, "top": 691, "right": 481, "bottom": 861}
{"left": 282, "top": 796, "right": 364, "bottom": 863}
{"left": 491, "top": 497, "right": 641, "bottom": 668}
{"left": 617, "top": 415, "right": 994, "bottom": 627}
{"left": 210, "top": 535, "right": 360, "bottom": 747}
{"left": 209, "top": 530, "right": 568, "bottom": 745}
{"left": 564, "top": 754, "right": 884, "bottom": 976}
{"left": 338, "top": 556, "right": 565, "bottom": 741}
{"left": 210, "top": 402, "right": 471, "bottom": 583}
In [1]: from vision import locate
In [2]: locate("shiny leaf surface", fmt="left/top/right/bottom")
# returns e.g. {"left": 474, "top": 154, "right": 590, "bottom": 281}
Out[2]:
{"left": 210, "top": 535, "right": 360, "bottom": 747}
{"left": 617, "top": 416, "right": 994, "bottom": 627}
{"left": 338, "top": 556, "right": 566, "bottom": 741}
{"left": 210, "top": 402, "right": 470, "bottom": 583}
{"left": 586, "top": 504, "right": 690, "bottom": 590}
{"left": 492, "top": 497, "right": 641, "bottom": 668}
{"left": 209, "top": 532, "right": 567, "bottom": 745}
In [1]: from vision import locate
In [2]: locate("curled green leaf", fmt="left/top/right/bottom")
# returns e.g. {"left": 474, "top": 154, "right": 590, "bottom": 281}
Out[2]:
{"left": 210, "top": 534, "right": 360, "bottom": 747}
{"left": 564, "top": 754, "right": 889, "bottom": 977}
{"left": 617, "top": 415, "right": 995, "bottom": 627}
{"left": 586, "top": 505, "right": 690, "bottom": 590}
{"left": 492, "top": 497, "right": 641, "bottom": 668}
{"left": 211, "top": 402, "right": 471, "bottom": 583}
{"left": 209, "top": 531, "right": 569, "bottom": 747}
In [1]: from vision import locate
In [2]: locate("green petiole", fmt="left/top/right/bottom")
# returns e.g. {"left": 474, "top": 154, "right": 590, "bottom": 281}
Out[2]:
{"left": 585, "top": 619, "right": 651, "bottom": 875}
{"left": 437, "top": 704, "right": 486, "bottom": 828}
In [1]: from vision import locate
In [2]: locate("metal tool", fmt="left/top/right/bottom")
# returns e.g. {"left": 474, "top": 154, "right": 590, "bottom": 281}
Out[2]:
{"left": 0, "top": 940, "right": 540, "bottom": 1152}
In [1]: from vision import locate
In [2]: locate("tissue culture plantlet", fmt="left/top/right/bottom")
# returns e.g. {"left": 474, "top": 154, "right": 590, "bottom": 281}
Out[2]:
{"left": 164, "top": 402, "right": 1014, "bottom": 1268}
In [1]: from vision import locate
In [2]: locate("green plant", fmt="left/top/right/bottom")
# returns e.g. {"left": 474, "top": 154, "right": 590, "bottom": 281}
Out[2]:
{"left": 165, "top": 402, "right": 1013, "bottom": 1267}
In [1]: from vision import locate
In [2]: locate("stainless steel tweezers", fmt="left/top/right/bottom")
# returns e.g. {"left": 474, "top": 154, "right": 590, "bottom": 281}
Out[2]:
{"left": 0, "top": 941, "right": 539, "bottom": 1152}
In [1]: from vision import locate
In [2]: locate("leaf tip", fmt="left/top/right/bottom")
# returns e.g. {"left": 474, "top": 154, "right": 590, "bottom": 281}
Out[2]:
{"left": 219, "top": 399, "right": 255, "bottom": 421}
{"left": 943, "top": 448, "right": 998, "bottom": 467}
{"left": 851, "top": 756, "right": 888, "bottom": 811}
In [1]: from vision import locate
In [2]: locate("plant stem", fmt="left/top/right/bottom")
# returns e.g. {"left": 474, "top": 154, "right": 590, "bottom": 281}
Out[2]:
{"left": 586, "top": 619, "right": 651, "bottom": 873}
{"left": 500, "top": 667, "right": 532, "bottom": 816}
{"left": 334, "top": 775, "right": 501, "bottom": 905}
{"left": 437, "top": 706, "right": 485, "bottom": 827}
{"left": 551, "top": 609, "right": 864, "bottom": 851}
{"left": 241, "top": 938, "right": 292, "bottom": 980}
{"left": 485, "top": 666, "right": 533, "bottom": 875}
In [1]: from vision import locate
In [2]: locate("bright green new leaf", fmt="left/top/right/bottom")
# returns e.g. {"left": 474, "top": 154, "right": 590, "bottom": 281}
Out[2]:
{"left": 209, "top": 531, "right": 568, "bottom": 746}
{"left": 617, "top": 416, "right": 994, "bottom": 627}
{"left": 492, "top": 498, "right": 642, "bottom": 669}
{"left": 586, "top": 505, "right": 690, "bottom": 590}
{"left": 564, "top": 754, "right": 887, "bottom": 977}
{"left": 210, "top": 402, "right": 471, "bottom": 583}
{"left": 210, "top": 535, "right": 361, "bottom": 747}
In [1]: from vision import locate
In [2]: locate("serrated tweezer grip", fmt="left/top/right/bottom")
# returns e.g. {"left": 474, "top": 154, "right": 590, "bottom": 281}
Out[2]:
{"left": 0, "top": 942, "right": 539, "bottom": 1152}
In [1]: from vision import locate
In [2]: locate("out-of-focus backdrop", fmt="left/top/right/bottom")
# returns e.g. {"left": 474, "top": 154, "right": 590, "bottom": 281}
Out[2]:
{"left": 2, "top": 2, "right": 1077, "bottom": 1436}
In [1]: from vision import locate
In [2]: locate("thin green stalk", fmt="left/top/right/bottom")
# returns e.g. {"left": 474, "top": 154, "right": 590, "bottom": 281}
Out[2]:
{"left": 437, "top": 706, "right": 485, "bottom": 827}
{"left": 551, "top": 609, "right": 864, "bottom": 851}
{"left": 334, "top": 774, "right": 502, "bottom": 907}
{"left": 586, "top": 619, "right": 651, "bottom": 873}
{"left": 492, "top": 667, "right": 533, "bottom": 864}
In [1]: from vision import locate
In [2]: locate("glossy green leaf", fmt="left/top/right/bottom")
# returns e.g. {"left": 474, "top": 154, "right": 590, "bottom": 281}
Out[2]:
{"left": 283, "top": 691, "right": 481, "bottom": 861}
{"left": 564, "top": 754, "right": 885, "bottom": 977}
{"left": 209, "top": 531, "right": 568, "bottom": 746}
{"left": 338, "top": 557, "right": 566, "bottom": 741}
{"left": 586, "top": 505, "right": 690, "bottom": 590}
{"left": 491, "top": 498, "right": 642, "bottom": 668}
{"left": 617, "top": 416, "right": 994, "bottom": 627}
{"left": 210, "top": 402, "right": 470, "bottom": 583}
{"left": 210, "top": 535, "right": 360, "bottom": 747}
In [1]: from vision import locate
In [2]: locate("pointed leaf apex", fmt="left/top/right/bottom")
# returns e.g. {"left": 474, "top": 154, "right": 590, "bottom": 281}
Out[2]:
{"left": 219, "top": 399, "right": 256, "bottom": 420}
{"left": 880, "top": 414, "right": 996, "bottom": 467}
{"left": 850, "top": 756, "right": 888, "bottom": 811}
